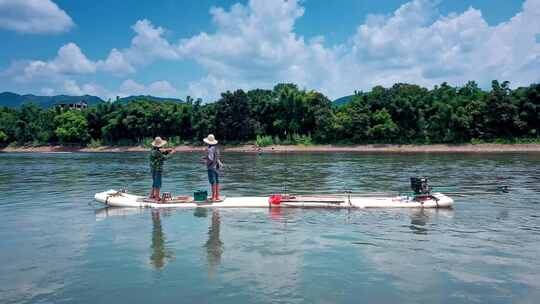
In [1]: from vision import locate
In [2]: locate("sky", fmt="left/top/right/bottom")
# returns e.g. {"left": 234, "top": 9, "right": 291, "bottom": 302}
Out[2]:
{"left": 0, "top": 0, "right": 539, "bottom": 101}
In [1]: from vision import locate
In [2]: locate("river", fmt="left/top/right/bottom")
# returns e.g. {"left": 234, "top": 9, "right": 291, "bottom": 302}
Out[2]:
{"left": 0, "top": 152, "right": 539, "bottom": 303}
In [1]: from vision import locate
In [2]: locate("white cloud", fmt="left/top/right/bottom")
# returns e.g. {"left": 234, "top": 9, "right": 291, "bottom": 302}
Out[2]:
{"left": 119, "top": 79, "right": 178, "bottom": 97}
{"left": 147, "top": 80, "right": 178, "bottom": 97}
{"left": 346, "top": 0, "right": 540, "bottom": 89}
{"left": 179, "top": 0, "right": 336, "bottom": 99}
{"left": 95, "top": 19, "right": 183, "bottom": 76}
{"left": 187, "top": 75, "right": 231, "bottom": 100}
{"left": 179, "top": 0, "right": 439, "bottom": 99}
{"left": 0, "top": 0, "right": 74, "bottom": 34}
{"left": 346, "top": 3, "right": 493, "bottom": 88}
{"left": 480, "top": 0, "right": 540, "bottom": 86}
{"left": 62, "top": 80, "right": 109, "bottom": 97}
{"left": 179, "top": 0, "right": 540, "bottom": 100}
{"left": 96, "top": 48, "right": 135, "bottom": 75}
{"left": 8, "top": 18, "right": 179, "bottom": 85}
{"left": 53, "top": 43, "right": 96, "bottom": 73}
{"left": 57, "top": 78, "right": 178, "bottom": 99}
{"left": 14, "top": 42, "right": 96, "bottom": 83}
{"left": 124, "top": 19, "right": 180, "bottom": 65}
{"left": 40, "top": 87, "right": 54, "bottom": 95}
{"left": 62, "top": 79, "right": 83, "bottom": 95}
{"left": 119, "top": 79, "right": 145, "bottom": 95}
{"left": 2, "top": 0, "right": 540, "bottom": 100}
{"left": 95, "top": 19, "right": 182, "bottom": 75}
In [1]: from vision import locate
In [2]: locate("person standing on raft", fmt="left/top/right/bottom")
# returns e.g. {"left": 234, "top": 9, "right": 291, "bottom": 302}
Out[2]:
{"left": 203, "top": 134, "right": 223, "bottom": 202}
{"left": 149, "top": 137, "right": 175, "bottom": 201}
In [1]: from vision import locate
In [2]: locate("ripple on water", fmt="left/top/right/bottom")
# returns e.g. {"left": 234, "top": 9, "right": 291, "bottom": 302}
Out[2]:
{"left": 1, "top": 152, "right": 540, "bottom": 304}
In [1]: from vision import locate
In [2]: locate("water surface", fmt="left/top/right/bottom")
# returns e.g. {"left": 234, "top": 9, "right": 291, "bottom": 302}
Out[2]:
{"left": 1, "top": 152, "right": 539, "bottom": 303}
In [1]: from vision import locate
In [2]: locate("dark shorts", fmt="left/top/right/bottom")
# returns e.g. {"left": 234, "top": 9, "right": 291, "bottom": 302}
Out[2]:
{"left": 207, "top": 168, "right": 219, "bottom": 185}
{"left": 152, "top": 170, "right": 162, "bottom": 188}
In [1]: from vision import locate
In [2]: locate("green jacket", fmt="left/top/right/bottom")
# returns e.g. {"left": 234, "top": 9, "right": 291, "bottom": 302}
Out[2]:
{"left": 150, "top": 147, "right": 169, "bottom": 172}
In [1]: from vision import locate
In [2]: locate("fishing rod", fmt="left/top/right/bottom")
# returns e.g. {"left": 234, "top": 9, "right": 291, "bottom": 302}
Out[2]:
{"left": 431, "top": 185, "right": 510, "bottom": 193}
{"left": 433, "top": 185, "right": 506, "bottom": 189}
{"left": 310, "top": 191, "right": 402, "bottom": 197}
{"left": 444, "top": 192, "right": 505, "bottom": 197}
{"left": 276, "top": 185, "right": 511, "bottom": 198}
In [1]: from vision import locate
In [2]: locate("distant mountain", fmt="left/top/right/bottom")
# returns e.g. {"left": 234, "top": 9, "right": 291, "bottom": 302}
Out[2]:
{"left": 0, "top": 92, "right": 104, "bottom": 108}
{"left": 116, "top": 95, "right": 184, "bottom": 103}
{"left": 333, "top": 95, "right": 354, "bottom": 106}
{"left": 0, "top": 92, "right": 185, "bottom": 108}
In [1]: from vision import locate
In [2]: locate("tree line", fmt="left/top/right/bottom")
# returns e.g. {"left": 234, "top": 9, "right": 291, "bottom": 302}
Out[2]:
{"left": 0, "top": 81, "right": 539, "bottom": 147}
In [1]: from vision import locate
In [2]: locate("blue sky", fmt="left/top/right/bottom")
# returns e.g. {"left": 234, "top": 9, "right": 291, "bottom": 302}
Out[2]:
{"left": 0, "top": 0, "right": 538, "bottom": 101}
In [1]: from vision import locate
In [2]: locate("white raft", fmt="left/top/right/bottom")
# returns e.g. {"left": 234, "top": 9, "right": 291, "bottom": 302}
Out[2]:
{"left": 94, "top": 190, "right": 453, "bottom": 209}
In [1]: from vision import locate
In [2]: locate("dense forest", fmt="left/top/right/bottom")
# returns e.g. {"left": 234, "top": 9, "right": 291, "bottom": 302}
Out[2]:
{"left": 1, "top": 81, "right": 539, "bottom": 147}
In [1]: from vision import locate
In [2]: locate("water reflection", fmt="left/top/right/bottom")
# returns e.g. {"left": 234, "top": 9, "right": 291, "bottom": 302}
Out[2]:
{"left": 269, "top": 206, "right": 283, "bottom": 221}
{"left": 205, "top": 210, "right": 224, "bottom": 279}
{"left": 150, "top": 210, "right": 174, "bottom": 270}
{"left": 16, "top": 151, "right": 539, "bottom": 304}
{"left": 409, "top": 209, "right": 430, "bottom": 234}
{"left": 409, "top": 209, "right": 454, "bottom": 235}
{"left": 95, "top": 207, "right": 224, "bottom": 274}
{"left": 94, "top": 206, "right": 143, "bottom": 221}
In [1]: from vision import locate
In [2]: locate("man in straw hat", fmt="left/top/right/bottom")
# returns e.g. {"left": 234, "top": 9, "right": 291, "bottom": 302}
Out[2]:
{"left": 203, "top": 134, "right": 223, "bottom": 201}
{"left": 149, "top": 136, "right": 175, "bottom": 201}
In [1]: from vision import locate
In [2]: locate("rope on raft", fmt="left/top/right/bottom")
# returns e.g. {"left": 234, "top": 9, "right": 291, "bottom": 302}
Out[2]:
{"left": 105, "top": 191, "right": 123, "bottom": 204}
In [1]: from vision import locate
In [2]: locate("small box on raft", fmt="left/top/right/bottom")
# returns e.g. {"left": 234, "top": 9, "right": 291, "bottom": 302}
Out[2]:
{"left": 194, "top": 190, "right": 208, "bottom": 202}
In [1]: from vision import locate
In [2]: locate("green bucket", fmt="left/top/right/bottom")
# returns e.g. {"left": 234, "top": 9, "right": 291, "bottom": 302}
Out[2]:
{"left": 194, "top": 190, "right": 208, "bottom": 202}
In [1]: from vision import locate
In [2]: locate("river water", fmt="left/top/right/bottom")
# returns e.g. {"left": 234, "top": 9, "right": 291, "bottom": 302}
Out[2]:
{"left": 0, "top": 152, "right": 539, "bottom": 304}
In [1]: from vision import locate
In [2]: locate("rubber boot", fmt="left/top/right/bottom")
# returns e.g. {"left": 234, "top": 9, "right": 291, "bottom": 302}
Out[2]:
{"left": 155, "top": 188, "right": 161, "bottom": 202}
{"left": 211, "top": 184, "right": 217, "bottom": 201}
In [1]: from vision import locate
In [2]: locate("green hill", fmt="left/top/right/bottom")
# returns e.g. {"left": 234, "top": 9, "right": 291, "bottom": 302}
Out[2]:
{"left": 333, "top": 95, "right": 354, "bottom": 106}
{"left": 0, "top": 92, "right": 185, "bottom": 108}
{"left": 0, "top": 92, "right": 104, "bottom": 108}
{"left": 115, "top": 95, "right": 184, "bottom": 103}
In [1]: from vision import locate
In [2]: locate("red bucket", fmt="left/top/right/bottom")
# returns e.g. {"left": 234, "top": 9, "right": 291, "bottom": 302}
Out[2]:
{"left": 268, "top": 194, "right": 282, "bottom": 205}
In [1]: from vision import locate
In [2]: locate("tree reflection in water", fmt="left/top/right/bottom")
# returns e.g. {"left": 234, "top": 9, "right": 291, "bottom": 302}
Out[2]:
{"left": 205, "top": 210, "right": 223, "bottom": 279}
{"left": 150, "top": 210, "right": 174, "bottom": 270}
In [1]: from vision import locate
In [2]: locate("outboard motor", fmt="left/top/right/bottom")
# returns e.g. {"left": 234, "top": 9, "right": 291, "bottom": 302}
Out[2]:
{"left": 410, "top": 177, "right": 431, "bottom": 195}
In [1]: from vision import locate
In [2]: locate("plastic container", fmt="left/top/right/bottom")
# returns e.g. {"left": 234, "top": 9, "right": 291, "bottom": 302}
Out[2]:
{"left": 194, "top": 190, "right": 208, "bottom": 202}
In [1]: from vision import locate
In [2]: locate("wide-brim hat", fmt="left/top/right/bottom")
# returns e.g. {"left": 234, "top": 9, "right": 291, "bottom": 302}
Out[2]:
{"left": 203, "top": 134, "right": 218, "bottom": 145}
{"left": 151, "top": 136, "right": 167, "bottom": 148}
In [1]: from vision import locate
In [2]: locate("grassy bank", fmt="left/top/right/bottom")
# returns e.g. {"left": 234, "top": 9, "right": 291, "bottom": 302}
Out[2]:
{"left": 2, "top": 142, "right": 540, "bottom": 153}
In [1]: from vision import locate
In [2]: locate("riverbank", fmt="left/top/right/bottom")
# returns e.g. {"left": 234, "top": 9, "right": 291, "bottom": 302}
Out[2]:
{"left": 2, "top": 143, "right": 540, "bottom": 153}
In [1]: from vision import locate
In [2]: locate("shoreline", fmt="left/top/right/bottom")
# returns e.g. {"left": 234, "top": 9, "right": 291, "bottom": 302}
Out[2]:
{"left": 2, "top": 143, "right": 540, "bottom": 153}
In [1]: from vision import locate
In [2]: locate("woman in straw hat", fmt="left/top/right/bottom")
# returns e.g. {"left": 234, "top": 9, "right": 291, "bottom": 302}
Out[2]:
{"left": 203, "top": 134, "right": 223, "bottom": 201}
{"left": 149, "top": 136, "right": 175, "bottom": 201}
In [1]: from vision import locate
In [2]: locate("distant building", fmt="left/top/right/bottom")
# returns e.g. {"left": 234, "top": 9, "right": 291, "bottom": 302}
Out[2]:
{"left": 56, "top": 100, "right": 88, "bottom": 110}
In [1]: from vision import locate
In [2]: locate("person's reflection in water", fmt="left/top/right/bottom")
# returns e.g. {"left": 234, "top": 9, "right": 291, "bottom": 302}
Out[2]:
{"left": 150, "top": 210, "right": 174, "bottom": 270}
{"left": 205, "top": 209, "right": 223, "bottom": 279}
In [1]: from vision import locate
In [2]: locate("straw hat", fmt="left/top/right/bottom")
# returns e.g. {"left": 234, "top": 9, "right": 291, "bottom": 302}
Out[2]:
{"left": 151, "top": 136, "right": 167, "bottom": 148}
{"left": 203, "top": 134, "right": 218, "bottom": 145}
